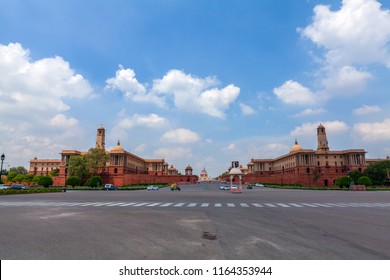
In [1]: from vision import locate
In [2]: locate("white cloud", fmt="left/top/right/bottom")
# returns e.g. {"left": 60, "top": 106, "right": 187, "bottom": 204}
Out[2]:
{"left": 275, "top": 1, "right": 390, "bottom": 107}
{"left": 353, "top": 105, "right": 381, "bottom": 115}
{"left": 161, "top": 128, "right": 200, "bottom": 144}
{"left": 117, "top": 113, "right": 166, "bottom": 129}
{"left": 50, "top": 114, "right": 79, "bottom": 127}
{"left": 239, "top": 103, "right": 256, "bottom": 115}
{"left": 291, "top": 121, "right": 349, "bottom": 136}
{"left": 0, "top": 42, "right": 92, "bottom": 167}
{"left": 293, "top": 108, "right": 325, "bottom": 117}
{"left": 321, "top": 65, "right": 372, "bottom": 96}
{"left": 222, "top": 143, "right": 237, "bottom": 152}
{"left": 273, "top": 80, "right": 317, "bottom": 105}
{"left": 353, "top": 119, "right": 390, "bottom": 141}
{"left": 154, "top": 147, "right": 192, "bottom": 160}
{"left": 300, "top": 0, "right": 390, "bottom": 67}
{"left": 106, "top": 66, "right": 165, "bottom": 107}
{"left": 133, "top": 143, "right": 147, "bottom": 154}
{"left": 107, "top": 68, "right": 240, "bottom": 118}
{"left": 0, "top": 43, "right": 93, "bottom": 114}
{"left": 152, "top": 69, "right": 240, "bottom": 118}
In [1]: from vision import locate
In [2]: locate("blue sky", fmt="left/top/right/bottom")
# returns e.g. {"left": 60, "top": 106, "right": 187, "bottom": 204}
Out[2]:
{"left": 1, "top": 0, "right": 390, "bottom": 177}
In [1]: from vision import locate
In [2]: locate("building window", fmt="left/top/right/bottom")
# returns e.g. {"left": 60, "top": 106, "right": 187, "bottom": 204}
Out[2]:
{"left": 114, "top": 168, "right": 118, "bottom": 174}
{"left": 306, "top": 168, "right": 310, "bottom": 174}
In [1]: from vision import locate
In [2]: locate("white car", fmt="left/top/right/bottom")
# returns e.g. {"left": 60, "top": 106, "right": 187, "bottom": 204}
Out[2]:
{"left": 147, "top": 185, "right": 159, "bottom": 191}
{"left": 255, "top": 183, "right": 264, "bottom": 187}
{"left": 219, "top": 185, "right": 230, "bottom": 190}
{"left": 0, "top": 184, "right": 10, "bottom": 190}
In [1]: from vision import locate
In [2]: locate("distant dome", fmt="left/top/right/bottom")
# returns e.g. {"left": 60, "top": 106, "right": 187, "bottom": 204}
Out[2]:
{"left": 229, "top": 167, "right": 242, "bottom": 175}
{"left": 111, "top": 140, "right": 124, "bottom": 151}
{"left": 290, "top": 140, "right": 303, "bottom": 153}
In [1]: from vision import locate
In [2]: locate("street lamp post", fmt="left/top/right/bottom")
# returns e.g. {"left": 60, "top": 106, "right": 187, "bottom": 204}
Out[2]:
{"left": 0, "top": 153, "right": 5, "bottom": 184}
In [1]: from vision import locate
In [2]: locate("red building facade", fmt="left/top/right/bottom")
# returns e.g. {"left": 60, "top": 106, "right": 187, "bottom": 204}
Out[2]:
{"left": 232, "top": 124, "right": 368, "bottom": 187}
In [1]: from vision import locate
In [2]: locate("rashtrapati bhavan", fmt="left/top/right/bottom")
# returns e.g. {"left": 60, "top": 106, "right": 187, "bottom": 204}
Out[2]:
{"left": 29, "top": 125, "right": 198, "bottom": 186}
{"left": 233, "top": 124, "right": 376, "bottom": 187}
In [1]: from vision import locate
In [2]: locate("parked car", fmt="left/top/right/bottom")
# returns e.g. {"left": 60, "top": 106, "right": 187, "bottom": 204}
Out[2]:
{"left": 147, "top": 185, "right": 159, "bottom": 191}
{"left": 219, "top": 185, "right": 230, "bottom": 190}
{"left": 10, "top": 184, "right": 28, "bottom": 190}
{"left": 255, "top": 183, "right": 264, "bottom": 187}
{"left": 0, "top": 184, "right": 10, "bottom": 190}
{"left": 103, "top": 184, "right": 117, "bottom": 190}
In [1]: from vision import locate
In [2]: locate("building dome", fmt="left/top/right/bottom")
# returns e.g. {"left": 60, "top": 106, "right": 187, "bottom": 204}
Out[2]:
{"left": 185, "top": 164, "right": 193, "bottom": 170}
{"left": 111, "top": 140, "right": 124, "bottom": 151}
{"left": 229, "top": 167, "right": 242, "bottom": 175}
{"left": 290, "top": 140, "right": 303, "bottom": 153}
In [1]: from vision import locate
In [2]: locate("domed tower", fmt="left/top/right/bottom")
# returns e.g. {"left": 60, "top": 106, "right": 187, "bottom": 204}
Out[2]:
{"left": 199, "top": 168, "right": 208, "bottom": 180}
{"left": 96, "top": 125, "right": 105, "bottom": 150}
{"left": 317, "top": 124, "right": 329, "bottom": 151}
{"left": 290, "top": 139, "right": 303, "bottom": 153}
{"left": 185, "top": 164, "right": 193, "bottom": 176}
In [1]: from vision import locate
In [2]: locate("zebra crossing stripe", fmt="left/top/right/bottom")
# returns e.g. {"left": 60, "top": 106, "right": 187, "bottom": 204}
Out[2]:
{"left": 1, "top": 201, "right": 389, "bottom": 208}
{"left": 174, "top": 203, "right": 185, "bottom": 207}
{"left": 120, "top": 203, "right": 137, "bottom": 206}
{"left": 105, "top": 203, "right": 123, "bottom": 206}
{"left": 79, "top": 202, "right": 103, "bottom": 206}
{"left": 92, "top": 202, "right": 115, "bottom": 206}
{"left": 288, "top": 203, "right": 304, "bottom": 207}
{"left": 300, "top": 203, "right": 318, "bottom": 207}
{"left": 265, "top": 203, "right": 277, "bottom": 207}
{"left": 276, "top": 203, "right": 290, "bottom": 208}
{"left": 160, "top": 203, "right": 173, "bottom": 207}
{"left": 252, "top": 203, "right": 263, "bottom": 207}
{"left": 312, "top": 203, "right": 332, "bottom": 208}
{"left": 133, "top": 202, "right": 149, "bottom": 207}
{"left": 146, "top": 203, "right": 162, "bottom": 207}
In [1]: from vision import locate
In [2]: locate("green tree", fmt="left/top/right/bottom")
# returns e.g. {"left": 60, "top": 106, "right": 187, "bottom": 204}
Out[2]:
{"left": 68, "top": 156, "right": 89, "bottom": 184}
{"left": 38, "top": 176, "right": 53, "bottom": 188}
{"left": 85, "top": 148, "right": 110, "bottom": 176}
{"left": 336, "top": 176, "right": 352, "bottom": 188}
{"left": 13, "top": 174, "right": 25, "bottom": 183}
{"left": 32, "top": 175, "right": 42, "bottom": 186}
{"left": 9, "top": 166, "right": 28, "bottom": 174}
{"left": 6, "top": 171, "right": 17, "bottom": 182}
{"left": 66, "top": 176, "right": 82, "bottom": 187}
{"left": 50, "top": 168, "right": 60, "bottom": 177}
{"left": 86, "top": 176, "right": 102, "bottom": 188}
{"left": 358, "top": 176, "right": 373, "bottom": 186}
{"left": 363, "top": 160, "right": 390, "bottom": 185}
{"left": 348, "top": 170, "right": 362, "bottom": 184}
{"left": 22, "top": 174, "right": 35, "bottom": 185}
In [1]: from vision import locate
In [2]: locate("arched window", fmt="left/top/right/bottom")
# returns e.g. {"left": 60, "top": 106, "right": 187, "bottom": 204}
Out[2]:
{"left": 114, "top": 168, "right": 118, "bottom": 174}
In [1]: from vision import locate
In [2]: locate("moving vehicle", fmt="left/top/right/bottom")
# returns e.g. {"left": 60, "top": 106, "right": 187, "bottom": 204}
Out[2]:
{"left": 0, "top": 184, "right": 10, "bottom": 190}
{"left": 147, "top": 185, "right": 159, "bottom": 191}
{"left": 104, "top": 184, "right": 117, "bottom": 190}
{"left": 219, "top": 185, "right": 230, "bottom": 190}
{"left": 10, "top": 184, "right": 28, "bottom": 190}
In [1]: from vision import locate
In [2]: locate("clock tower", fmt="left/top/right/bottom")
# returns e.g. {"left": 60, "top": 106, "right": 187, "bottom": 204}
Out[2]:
{"left": 96, "top": 125, "right": 105, "bottom": 150}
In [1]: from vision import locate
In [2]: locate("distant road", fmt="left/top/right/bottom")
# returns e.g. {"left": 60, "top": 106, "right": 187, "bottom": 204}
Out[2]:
{"left": 0, "top": 182, "right": 389, "bottom": 259}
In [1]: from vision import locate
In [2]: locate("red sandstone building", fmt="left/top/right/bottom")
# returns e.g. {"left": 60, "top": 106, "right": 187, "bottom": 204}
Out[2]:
{"left": 233, "top": 124, "right": 369, "bottom": 187}
{"left": 29, "top": 125, "right": 198, "bottom": 186}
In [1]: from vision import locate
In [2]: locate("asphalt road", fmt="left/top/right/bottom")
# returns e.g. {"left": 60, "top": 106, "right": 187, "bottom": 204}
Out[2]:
{"left": 0, "top": 182, "right": 389, "bottom": 260}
